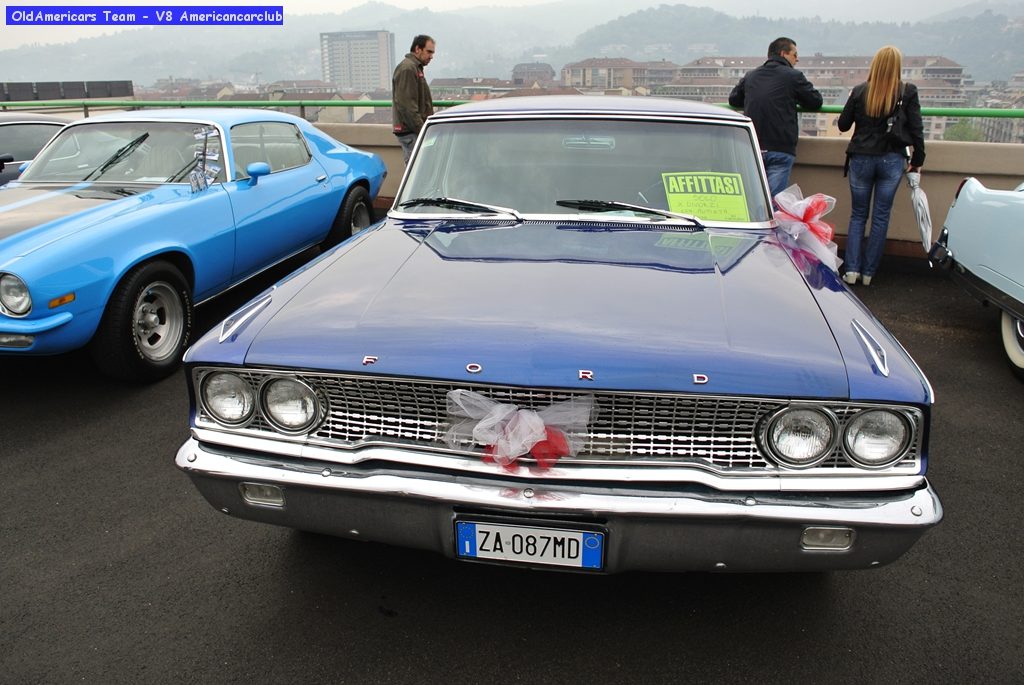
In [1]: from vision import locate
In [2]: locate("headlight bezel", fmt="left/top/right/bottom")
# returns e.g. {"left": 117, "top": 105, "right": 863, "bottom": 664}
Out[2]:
{"left": 760, "top": 406, "right": 840, "bottom": 469}
{"left": 258, "top": 375, "right": 325, "bottom": 435}
{"left": 199, "top": 371, "right": 257, "bottom": 428}
{"left": 0, "top": 273, "right": 32, "bottom": 317}
{"left": 842, "top": 408, "right": 914, "bottom": 470}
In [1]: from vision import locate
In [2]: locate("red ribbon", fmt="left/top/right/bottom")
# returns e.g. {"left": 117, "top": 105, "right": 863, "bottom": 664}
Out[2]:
{"left": 776, "top": 193, "right": 835, "bottom": 243}
{"left": 482, "top": 426, "right": 571, "bottom": 471}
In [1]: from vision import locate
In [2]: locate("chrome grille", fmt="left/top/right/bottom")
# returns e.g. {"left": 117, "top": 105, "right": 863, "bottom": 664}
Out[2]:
{"left": 194, "top": 368, "right": 924, "bottom": 472}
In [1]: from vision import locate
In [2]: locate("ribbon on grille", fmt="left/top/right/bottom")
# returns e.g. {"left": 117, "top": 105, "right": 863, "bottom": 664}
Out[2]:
{"left": 444, "top": 389, "right": 595, "bottom": 469}
{"left": 773, "top": 184, "right": 842, "bottom": 273}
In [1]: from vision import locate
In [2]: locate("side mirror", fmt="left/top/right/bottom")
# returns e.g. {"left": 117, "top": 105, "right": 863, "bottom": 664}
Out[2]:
{"left": 246, "top": 162, "right": 271, "bottom": 186}
{"left": 19, "top": 161, "right": 30, "bottom": 173}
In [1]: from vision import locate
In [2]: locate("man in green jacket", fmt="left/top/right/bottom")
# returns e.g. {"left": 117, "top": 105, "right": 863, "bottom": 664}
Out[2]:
{"left": 392, "top": 34, "right": 436, "bottom": 164}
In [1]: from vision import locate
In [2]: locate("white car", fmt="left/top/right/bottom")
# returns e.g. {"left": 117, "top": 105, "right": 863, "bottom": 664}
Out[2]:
{"left": 931, "top": 177, "right": 1024, "bottom": 380}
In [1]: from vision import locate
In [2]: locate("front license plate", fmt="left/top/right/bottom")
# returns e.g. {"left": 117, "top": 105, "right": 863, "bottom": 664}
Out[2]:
{"left": 455, "top": 521, "right": 604, "bottom": 570}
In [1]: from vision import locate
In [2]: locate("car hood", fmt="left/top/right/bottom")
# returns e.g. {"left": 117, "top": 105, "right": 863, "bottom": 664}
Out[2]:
{"left": 234, "top": 219, "right": 852, "bottom": 397}
{"left": 0, "top": 182, "right": 177, "bottom": 258}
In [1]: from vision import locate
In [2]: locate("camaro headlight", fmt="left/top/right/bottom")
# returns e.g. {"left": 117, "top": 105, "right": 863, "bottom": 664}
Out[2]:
{"left": 765, "top": 407, "right": 836, "bottom": 468}
{"left": 0, "top": 274, "right": 32, "bottom": 316}
{"left": 260, "top": 377, "right": 321, "bottom": 434}
{"left": 844, "top": 409, "right": 910, "bottom": 468}
{"left": 200, "top": 372, "right": 255, "bottom": 426}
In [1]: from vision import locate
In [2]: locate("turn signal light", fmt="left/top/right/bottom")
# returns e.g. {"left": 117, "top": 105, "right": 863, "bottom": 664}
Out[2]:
{"left": 49, "top": 292, "right": 76, "bottom": 309}
{"left": 801, "top": 526, "right": 854, "bottom": 551}
{"left": 239, "top": 482, "right": 285, "bottom": 508}
{"left": 0, "top": 334, "right": 33, "bottom": 348}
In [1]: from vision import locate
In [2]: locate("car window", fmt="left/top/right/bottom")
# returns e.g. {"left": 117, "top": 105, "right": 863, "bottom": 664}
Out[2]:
{"left": 230, "top": 121, "right": 312, "bottom": 179}
{"left": 0, "top": 123, "right": 63, "bottom": 161}
{"left": 399, "top": 118, "right": 770, "bottom": 223}
{"left": 19, "top": 121, "right": 226, "bottom": 184}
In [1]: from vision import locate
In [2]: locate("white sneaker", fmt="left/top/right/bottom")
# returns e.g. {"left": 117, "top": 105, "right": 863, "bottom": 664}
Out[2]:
{"left": 843, "top": 271, "right": 859, "bottom": 285}
{"left": 861, "top": 275, "right": 873, "bottom": 286}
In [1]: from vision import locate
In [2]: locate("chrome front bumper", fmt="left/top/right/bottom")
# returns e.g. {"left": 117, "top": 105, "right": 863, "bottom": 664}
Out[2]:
{"left": 176, "top": 437, "right": 942, "bottom": 573}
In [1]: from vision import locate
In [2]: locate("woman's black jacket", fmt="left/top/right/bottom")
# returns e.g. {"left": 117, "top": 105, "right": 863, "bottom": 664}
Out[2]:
{"left": 838, "top": 81, "right": 925, "bottom": 168}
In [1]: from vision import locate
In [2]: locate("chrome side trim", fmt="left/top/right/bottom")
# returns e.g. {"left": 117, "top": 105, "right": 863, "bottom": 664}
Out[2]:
{"left": 218, "top": 287, "right": 274, "bottom": 342}
{"left": 852, "top": 319, "right": 890, "bottom": 377}
{"left": 189, "top": 428, "right": 927, "bottom": 493}
{"left": 194, "top": 242, "right": 316, "bottom": 307}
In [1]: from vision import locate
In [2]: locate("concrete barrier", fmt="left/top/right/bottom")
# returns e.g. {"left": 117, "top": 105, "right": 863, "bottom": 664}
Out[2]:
{"left": 793, "top": 137, "right": 1024, "bottom": 256}
{"left": 318, "top": 122, "right": 1024, "bottom": 256}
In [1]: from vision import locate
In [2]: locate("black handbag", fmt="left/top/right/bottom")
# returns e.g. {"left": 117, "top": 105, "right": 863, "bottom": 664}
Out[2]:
{"left": 885, "top": 86, "right": 914, "bottom": 147}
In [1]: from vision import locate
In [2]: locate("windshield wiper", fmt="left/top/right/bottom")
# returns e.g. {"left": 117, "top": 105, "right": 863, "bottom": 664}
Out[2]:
{"left": 397, "top": 197, "right": 522, "bottom": 221}
{"left": 556, "top": 199, "right": 704, "bottom": 228}
{"left": 83, "top": 132, "right": 150, "bottom": 182}
{"left": 166, "top": 156, "right": 201, "bottom": 183}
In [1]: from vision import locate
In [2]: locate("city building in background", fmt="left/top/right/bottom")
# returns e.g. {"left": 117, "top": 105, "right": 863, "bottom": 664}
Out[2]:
{"left": 657, "top": 54, "right": 971, "bottom": 140}
{"left": 561, "top": 58, "right": 682, "bottom": 90}
{"left": 512, "top": 62, "right": 557, "bottom": 87}
{"left": 2, "top": 80, "right": 133, "bottom": 101}
{"left": 320, "top": 30, "right": 395, "bottom": 92}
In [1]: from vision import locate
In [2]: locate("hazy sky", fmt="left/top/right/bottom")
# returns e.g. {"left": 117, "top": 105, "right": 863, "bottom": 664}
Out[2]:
{"left": 4, "top": 0, "right": 973, "bottom": 49}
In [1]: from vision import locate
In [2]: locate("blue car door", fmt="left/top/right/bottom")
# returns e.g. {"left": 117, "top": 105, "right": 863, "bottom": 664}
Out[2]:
{"left": 225, "top": 121, "right": 335, "bottom": 279}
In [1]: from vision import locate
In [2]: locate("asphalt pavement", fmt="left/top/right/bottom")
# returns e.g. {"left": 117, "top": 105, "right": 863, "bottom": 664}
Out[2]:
{"left": 1, "top": 256, "right": 1022, "bottom": 684}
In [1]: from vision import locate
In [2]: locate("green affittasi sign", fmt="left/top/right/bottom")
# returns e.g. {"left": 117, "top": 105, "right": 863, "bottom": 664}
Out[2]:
{"left": 661, "top": 172, "right": 750, "bottom": 222}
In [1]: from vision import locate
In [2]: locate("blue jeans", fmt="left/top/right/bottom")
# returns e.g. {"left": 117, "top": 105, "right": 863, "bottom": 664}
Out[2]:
{"left": 762, "top": 151, "right": 796, "bottom": 200}
{"left": 396, "top": 132, "right": 417, "bottom": 164}
{"left": 844, "top": 153, "right": 905, "bottom": 276}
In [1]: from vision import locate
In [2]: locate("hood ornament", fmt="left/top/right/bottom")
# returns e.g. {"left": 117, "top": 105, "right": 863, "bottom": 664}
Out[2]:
{"left": 466, "top": 363, "right": 482, "bottom": 374}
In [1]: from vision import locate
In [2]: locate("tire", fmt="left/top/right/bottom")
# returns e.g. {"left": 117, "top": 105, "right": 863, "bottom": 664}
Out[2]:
{"left": 90, "top": 260, "right": 192, "bottom": 382}
{"left": 322, "top": 185, "right": 373, "bottom": 249}
{"left": 1000, "top": 310, "right": 1024, "bottom": 381}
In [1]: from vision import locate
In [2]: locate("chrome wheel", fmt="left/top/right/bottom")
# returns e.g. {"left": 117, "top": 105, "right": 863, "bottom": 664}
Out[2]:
{"left": 350, "top": 200, "right": 372, "bottom": 233}
{"left": 1000, "top": 310, "right": 1024, "bottom": 380}
{"left": 133, "top": 281, "right": 185, "bottom": 362}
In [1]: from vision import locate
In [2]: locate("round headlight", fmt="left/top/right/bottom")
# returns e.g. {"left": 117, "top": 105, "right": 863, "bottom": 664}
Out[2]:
{"left": 200, "top": 372, "right": 255, "bottom": 426}
{"left": 261, "top": 377, "right": 321, "bottom": 434}
{"left": 844, "top": 409, "right": 910, "bottom": 468}
{"left": 0, "top": 274, "right": 32, "bottom": 316}
{"left": 765, "top": 408, "right": 836, "bottom": 468}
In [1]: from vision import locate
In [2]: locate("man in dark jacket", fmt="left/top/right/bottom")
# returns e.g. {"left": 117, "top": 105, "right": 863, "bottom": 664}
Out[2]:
{"left": 729, "top": 37, "right": 822, "bottom": 199}
{"left": 392, "top": 34, "right": 436, "bottom": 164}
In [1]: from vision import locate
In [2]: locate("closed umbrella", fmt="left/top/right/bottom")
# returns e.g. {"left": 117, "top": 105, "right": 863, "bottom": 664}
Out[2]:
{"left": 906, "top": 171, "right": 932, "bottom": 251}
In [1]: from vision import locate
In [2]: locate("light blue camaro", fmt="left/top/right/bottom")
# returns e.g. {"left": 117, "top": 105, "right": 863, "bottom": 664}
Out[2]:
{"left": 931, "top": 178, "right": 1024, "bottom": 380}
{"left": 0, "top": 109, "right": 386, "bottom": 380}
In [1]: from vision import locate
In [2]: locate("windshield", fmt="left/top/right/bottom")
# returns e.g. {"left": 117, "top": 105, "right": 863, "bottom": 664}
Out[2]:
{"left": 397, "top": 118, "right": 770, "bottom": 223}
{"left": 20, "top": 121, "right": 225, "bottom": 184}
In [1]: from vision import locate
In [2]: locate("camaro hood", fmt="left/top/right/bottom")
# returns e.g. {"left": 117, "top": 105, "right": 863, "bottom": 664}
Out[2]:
{"left": 0, "top": 182, "right": 174, "bottom": 258}
{"left": 239, "top": 219, "right": 852, "bottom": 397}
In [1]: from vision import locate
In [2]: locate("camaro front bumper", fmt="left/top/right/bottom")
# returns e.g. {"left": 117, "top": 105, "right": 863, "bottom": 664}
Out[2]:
{"left": 176, "top": 437, "right": 942, "bottom": 573}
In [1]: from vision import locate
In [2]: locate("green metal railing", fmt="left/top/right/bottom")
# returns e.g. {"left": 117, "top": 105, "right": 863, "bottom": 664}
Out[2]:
{"left": 2, "top": 99, "right": 1023, "bottom": 120}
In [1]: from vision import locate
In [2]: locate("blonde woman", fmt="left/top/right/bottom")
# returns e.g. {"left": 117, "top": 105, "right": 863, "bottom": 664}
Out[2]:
{"left": 837, "top": 46, "right": 925, "bottom": 285}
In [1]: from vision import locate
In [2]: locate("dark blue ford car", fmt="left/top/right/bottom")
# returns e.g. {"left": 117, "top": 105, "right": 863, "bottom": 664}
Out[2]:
{"left": 176, "top": 97, "right": 941, "bottom": 573}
